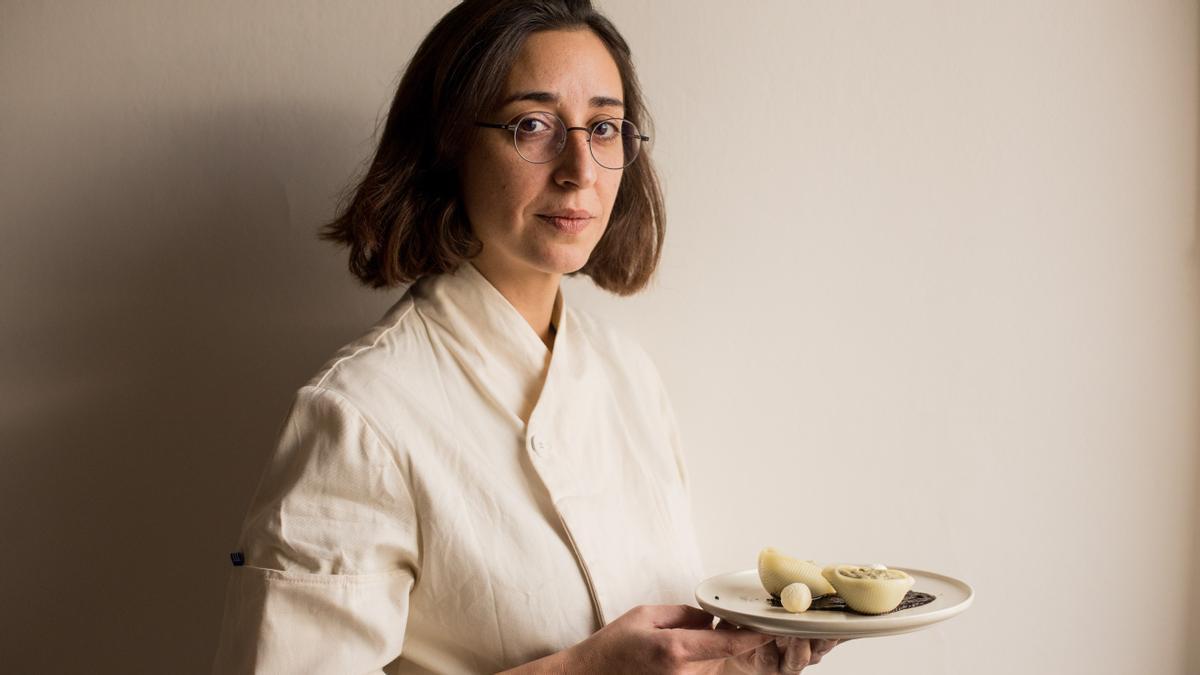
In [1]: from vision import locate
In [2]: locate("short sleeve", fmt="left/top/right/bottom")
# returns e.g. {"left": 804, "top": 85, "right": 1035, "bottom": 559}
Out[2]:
{"left": 212, "top": 386, "right": 421, "bottom": 674}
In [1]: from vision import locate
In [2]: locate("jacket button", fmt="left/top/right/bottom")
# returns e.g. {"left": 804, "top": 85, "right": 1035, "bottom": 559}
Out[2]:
{"left": 530, "top": 434, "right": 548, "bottom": 456}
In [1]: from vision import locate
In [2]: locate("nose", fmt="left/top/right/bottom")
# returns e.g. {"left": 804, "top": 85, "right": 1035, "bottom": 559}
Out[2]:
{"left": 552, "top": 127, "right": 597, "bottom": 189}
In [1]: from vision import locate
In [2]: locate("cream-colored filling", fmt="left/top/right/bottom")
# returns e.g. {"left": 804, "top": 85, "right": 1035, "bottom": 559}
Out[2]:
{"left": 838, "top": 567, "right": 907, "bottom": 581}
{"left": 821, "top": 564, "right": 915, "bottom": 614}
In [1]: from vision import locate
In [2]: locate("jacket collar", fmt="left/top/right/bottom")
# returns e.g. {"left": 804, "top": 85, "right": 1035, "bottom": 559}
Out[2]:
{"left": 411, "top": 261, "right": 567, "bottom": 425}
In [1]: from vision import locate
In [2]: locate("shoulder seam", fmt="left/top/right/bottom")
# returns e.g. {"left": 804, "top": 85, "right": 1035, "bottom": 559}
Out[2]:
{"left": 314, "top": 298, "right": 415, "bottom": 389}
{"left": 294, "top": 386, "right": 402, "bottom": 473}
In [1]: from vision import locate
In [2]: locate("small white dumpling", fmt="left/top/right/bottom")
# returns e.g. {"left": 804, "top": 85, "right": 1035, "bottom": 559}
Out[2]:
{"left": 780, "top": 582, "right": 813, "bottom": 613}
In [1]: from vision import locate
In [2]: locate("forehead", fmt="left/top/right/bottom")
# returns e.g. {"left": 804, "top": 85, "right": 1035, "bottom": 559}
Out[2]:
{"left": 502, "top": 29, "right": 624, "bottom": 109}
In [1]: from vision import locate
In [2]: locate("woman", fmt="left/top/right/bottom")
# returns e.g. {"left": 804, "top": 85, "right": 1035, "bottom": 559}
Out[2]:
{"left": 213, "top": 1, "right": 840, "bottom": 673}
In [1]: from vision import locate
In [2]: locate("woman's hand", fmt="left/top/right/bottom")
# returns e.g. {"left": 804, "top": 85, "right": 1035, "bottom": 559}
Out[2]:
{"left": 713, "top": 619, "right": 841, "bottom": 674}
{"left": 499, "top": 604, "right": 842, "bottom": 674}
{"left": 556, "top": 604, "right": 771, "bottom": 673}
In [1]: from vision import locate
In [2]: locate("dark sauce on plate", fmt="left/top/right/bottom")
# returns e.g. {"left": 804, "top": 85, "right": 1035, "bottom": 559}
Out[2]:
{"left": 766, "top": 590, "right": 936, "bottom": 615}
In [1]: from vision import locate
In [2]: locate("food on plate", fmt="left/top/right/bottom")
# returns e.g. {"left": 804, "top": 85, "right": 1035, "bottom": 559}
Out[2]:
{"left": 820, "top": 564, "right": 915, "bottom": 615}
{"left": 779, "top": 582, "right": 813, "bottom": 613}
{"left": 757, "top": 549, "right": 929, "bottom": 615}
{"left": 757, "top": 547, "right": 837, "bottom": 597}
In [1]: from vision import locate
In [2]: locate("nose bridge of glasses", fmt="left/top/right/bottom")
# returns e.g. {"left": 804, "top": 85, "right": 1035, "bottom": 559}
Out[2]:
{"left": 555, "top": 124, "right": 593, "bottom": 154}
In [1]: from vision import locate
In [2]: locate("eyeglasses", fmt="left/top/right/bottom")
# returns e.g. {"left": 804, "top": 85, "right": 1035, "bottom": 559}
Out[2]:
{"left": 475, "top": 111, "right": 648, "bottom": 170}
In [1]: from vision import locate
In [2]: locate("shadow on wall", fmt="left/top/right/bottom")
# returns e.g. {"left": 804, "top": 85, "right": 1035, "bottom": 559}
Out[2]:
{"left": 1190, "top": 433, "right": 1200, "bottom": 675}
{"left": 1188, "top": 16, "right": 1200, "bottom": 674}
{"left": 0, "top": 101, "right": 394, "bottom": 671}
{"left": 1188, "top": 31, "right": 1200, "bottom": 673}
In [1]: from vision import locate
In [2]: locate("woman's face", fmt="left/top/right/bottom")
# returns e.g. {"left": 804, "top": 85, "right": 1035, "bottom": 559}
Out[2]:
{"left": 460, "top": 29, "right": 625, "bottom": 280}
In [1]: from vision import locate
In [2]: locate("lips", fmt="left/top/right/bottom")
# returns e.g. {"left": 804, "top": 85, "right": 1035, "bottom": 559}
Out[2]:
{"left": 537, "top": 212, "right": 593, "bottom": 235}
{"left": 538, "top": 209, "right": 593, "bottom": 219}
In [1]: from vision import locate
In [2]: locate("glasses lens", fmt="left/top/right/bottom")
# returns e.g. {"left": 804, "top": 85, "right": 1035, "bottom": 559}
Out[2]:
{"left": 513, "top": 112, "right": 563, "bottom": 163}
{"left": 590, "top": 118, "right": 641, "bottom": 169}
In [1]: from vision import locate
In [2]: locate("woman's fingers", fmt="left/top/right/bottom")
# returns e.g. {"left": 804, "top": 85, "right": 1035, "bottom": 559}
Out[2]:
{"left": 661, "top": 609, "right": 846, "bottom": 669}
{"left": 753, "top": 640, "right": 781, "bottom": 671}
{"left": 780, "top": 638, "right": 812, "bottom": 673}
{"left": 807, "top": 638, "right": 839, "bottom": 665}
{"left": 674, "top": 625, "right": 774, "bottom": 662}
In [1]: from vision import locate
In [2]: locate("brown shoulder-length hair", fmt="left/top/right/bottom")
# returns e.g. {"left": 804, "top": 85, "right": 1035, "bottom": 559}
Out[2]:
{"left": 320, "top": 0, "right": 665, "bottom": 296}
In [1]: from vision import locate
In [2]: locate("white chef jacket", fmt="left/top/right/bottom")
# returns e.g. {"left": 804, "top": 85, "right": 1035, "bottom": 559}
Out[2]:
{"left": 212, "top": 261, "right": 707, "bottom": 674}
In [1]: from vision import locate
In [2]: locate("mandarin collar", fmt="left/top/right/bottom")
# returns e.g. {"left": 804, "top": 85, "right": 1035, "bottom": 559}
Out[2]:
{"left": 411, "top": 261, "right": 567, "bottom": 425}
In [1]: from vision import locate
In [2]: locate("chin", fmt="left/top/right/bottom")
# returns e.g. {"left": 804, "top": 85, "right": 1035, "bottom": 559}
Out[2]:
{"left": 531, "top": 245, "right": 596, "bottom": 276}
{"left": 537, "top": 258, "right": 589, "bottom": 276}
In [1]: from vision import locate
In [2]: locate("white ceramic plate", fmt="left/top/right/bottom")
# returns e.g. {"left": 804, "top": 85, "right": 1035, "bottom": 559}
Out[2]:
{"left": 695, "top": 568, "right": 974, "bottom": 639}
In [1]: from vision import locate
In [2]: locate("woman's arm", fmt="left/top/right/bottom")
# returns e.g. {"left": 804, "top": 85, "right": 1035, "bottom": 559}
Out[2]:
{"left": 212, "top": 386, "right": 421, "bottom": 673}
{"left": 496, "top": 649, "right": 569, "bottom": 675}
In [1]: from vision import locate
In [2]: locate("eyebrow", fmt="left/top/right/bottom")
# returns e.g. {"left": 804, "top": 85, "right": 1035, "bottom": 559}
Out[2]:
{"left": 499, "top": 90, "right": 625, "bottom": 110}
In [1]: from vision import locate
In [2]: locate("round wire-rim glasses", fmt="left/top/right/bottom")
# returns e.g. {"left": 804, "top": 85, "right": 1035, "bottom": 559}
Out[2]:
{"left": 474, "top": 111, "right": 649, "bottom": 170}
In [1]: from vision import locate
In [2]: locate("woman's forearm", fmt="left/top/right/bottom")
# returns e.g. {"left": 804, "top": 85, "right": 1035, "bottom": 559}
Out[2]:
{"left": 495, "top": 645, "right": 573, "bottom": 675}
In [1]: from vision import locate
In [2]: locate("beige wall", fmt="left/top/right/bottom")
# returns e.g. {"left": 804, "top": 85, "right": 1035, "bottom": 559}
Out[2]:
{"left": 2, "top": 1, "right": 1196, "bottom": 673}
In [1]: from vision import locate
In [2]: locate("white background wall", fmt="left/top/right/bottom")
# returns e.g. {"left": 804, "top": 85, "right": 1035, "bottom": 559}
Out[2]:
{"left": 2, "top": 2, "right": 1196, "bottom": 673}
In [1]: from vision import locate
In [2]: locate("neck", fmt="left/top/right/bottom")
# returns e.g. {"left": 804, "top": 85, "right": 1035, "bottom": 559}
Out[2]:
{"left": 468, "top": 257, "right": 561, "bottom": 350}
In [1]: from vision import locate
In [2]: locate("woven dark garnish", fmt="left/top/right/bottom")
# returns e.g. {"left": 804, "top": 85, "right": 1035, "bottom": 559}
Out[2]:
{"left": 767, "top": 591, "right": 935, "bottom": 615}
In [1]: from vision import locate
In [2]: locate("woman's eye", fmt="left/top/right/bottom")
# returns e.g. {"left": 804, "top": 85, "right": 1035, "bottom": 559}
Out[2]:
{"left": 517, "top": 118, "right": 549, "bottom": 134}
{"left": 593, "top": 121, "right": 619, "bottom": 139}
